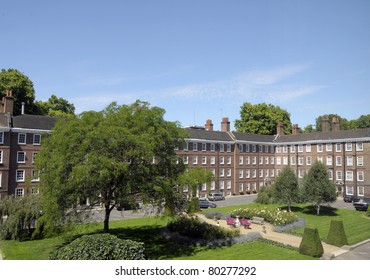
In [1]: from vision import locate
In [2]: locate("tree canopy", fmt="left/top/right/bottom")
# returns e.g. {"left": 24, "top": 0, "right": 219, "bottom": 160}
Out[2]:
{"left": 273, "top": 167, "right": 300, "bottom": 211}
{"left": 235, "top": 102, "right": 292, "bottom": 135}
{"left": 302, "top": 161, "right": 336, "bottom": 215}
{"left": 0, "top": 68, "right": 36, "bottom": 115}
{"left": 36, "top": 101, "right": 187, "bottom": 233}
{"left": 34, "top": 94, "right": 75, "bottom": 117}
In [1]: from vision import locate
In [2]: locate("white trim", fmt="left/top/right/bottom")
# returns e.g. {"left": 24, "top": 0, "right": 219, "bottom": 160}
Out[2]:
{"left": 11, "top": 128, "right": 51, "bottom": 134}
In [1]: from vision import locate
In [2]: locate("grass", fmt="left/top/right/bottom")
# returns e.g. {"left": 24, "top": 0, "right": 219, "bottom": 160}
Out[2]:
{"left": 1, "top": 203, "right": 369, "bottom": 260}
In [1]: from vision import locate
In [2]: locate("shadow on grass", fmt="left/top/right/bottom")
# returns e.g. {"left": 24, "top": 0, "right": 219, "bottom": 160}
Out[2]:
{"left": 108, "top": 225, "right": 198, "bottom": 260}
{"left": 281, "top": 205, "right": 339, "bottom": 217}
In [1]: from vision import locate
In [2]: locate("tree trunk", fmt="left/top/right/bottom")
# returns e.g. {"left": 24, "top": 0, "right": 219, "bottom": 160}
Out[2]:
{"left": 103, "top": 207, "right": 111, "bottom": 233}
{"left": 316, "top": 204, "right": 320, "bottom": 215}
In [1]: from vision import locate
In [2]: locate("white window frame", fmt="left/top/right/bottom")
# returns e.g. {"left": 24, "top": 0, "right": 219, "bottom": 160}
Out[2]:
{"left": 210, "top": 156, "right": 215, "bottom": 165}
{"left": 326, "top": 156, "right": 332, "bottom": 166}
{"left": 202, "top": 156, "right": 207, "bottom": 165}
{"left": 346, "top": 171, "right": 353, "bottom": 181}
{"left": 192, "top": 156, "right": 198, "bottom": 165}
{"left": 336, "top": 156, "right": 342, "bottom": 166}
{"left": 346, "top": 186, "right": 354, "bottom": 195}
{"left": 326, "top": 144, "right": 332, "bottom": 152}
{"left": 239, "top": 156, "right": 243, "bottom": 165}
{"left": 306, "top": 156, "right": 312, "bottom": 166}
{"left": 0, "top": 132, "right": 4, "bottom": 144}
{"left": 358, "top": 186, "right": 365, "bottom": 197}
{"left": 357, "top": 156, "right": 364, "bottom": 167}
{"left": 345, "top": 143, "right": 352, "bottom": 152}
{"left": 193, "top": 143, "right": 198, "bottom": 151}
{"left": 202, "top": 143, "right": 206, "bottom": 152}
{"left": 17, "top": 151, "right": 26, "bottom": 163}
{"left": 336, "top": 143, "right": 341, "bottom": 152}
{"left": 356, "top": 142, "right": 364, "bottom": 151}
{"left": 306, "top": 144, "right": 311, "bottom": 153}
{"left": 15, "top": 188, "right": 24, "bottom": 197}
{"left": 346, "top": 156, "right": 353, "bottom": 166}
{"left": 227, "top": 144, "right": 231, "bottom": 153}
{"left": 336, "top": 171, "right": 343, "bottom": 181}
{"left": 211, "top": 143, "right": 215, "bottom": 152}
{"left": 18, "top": 133, "right": 26, "bottom": 145}
{"left": 317, "top": 144, "right": 323, "bottom": 153}
{"left": 16, "top": 170, "right": 25, "bottom": 182}
{"left": 33, "top": 134, "right": 41, "bottom": 145}
{"left": 357, "top": 171, "right": 364, "bottom": 182}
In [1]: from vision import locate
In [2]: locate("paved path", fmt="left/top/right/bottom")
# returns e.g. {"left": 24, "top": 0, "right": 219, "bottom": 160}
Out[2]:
{"left": 195, "top": 213, "right": 348, "bottom": 259}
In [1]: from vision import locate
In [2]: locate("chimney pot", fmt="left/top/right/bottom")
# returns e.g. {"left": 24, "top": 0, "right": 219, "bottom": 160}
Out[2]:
{"left": 221, "top": 117, "right": 230, "bottom": 132}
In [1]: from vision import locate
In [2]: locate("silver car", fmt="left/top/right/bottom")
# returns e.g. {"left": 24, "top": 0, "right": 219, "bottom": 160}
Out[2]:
{"left": 208, "top": 193, "right": 225, "bottom": 201}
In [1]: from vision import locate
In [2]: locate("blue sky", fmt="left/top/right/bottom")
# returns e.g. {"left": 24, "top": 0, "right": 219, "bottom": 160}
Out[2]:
{"left": 1, "top": 0, "right": 370, "bottom": 130}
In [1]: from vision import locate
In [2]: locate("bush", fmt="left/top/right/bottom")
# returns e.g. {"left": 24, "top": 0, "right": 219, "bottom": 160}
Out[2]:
{"left": 326, "top": 220, "right": 348, "bottom": 247}
{"left": 255, "top": 185, "right": 276, "bottom": 204}
{"left": 49, "top": 233, "right": 146, "bottom": 260}
{"left": 230, "top": 206, "right": 298, "bottom": 225}
{"left": 167, "top": 216, "right": 239, "bottom": 240}
{"left": 187, "top": 197, "right": 200, "bottom": 214}
{"left": 299, "top": 227, "right": 323, "bottom": 257}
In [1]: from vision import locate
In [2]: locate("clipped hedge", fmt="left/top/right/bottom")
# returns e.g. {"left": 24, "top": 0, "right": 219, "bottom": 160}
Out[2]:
{"left": 49, "top": 233, "right": 146, "bottom": 260}
{"left": 299, "top": 228, "right": 323, "bottom": 258}
{"left": 326, "top": 220, "right": 348, "bottom": 247}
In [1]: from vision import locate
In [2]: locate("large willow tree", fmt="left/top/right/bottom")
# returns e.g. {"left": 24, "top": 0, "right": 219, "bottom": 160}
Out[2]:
{"left": 36, "top": 101, "right": 186, "bottom": 233}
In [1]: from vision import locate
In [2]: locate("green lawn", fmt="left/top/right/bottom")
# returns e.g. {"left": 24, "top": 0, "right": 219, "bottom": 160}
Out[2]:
{"left": 1, "top": 204, "right": 369, "bottom": 260}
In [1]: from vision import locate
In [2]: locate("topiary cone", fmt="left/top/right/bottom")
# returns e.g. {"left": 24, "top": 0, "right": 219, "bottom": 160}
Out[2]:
{"left": 299, "top": 227, "right": 324, "bottom": 258}
{"left": 326, "top": 220, "right": 348, "bottom": 247}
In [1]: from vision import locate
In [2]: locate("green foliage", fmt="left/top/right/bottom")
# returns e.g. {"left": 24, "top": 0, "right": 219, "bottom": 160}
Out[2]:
{"left": 0, "top": 68, "right": 36, "bottom": 115}
{"left": 255, "top": 185, "right": 276, "bottom": 204}
{"left": 0, "top": 195, "right": 42, "bottom": 240}
{"left": 235, "top": 102, "right": 292, "bottom": 135}
{"left": 326, "top": 220, "right": 348, "bottom": 247}
{"left": 36, "top": 100, "right": 187, "bottom": 234}
{"left": 367, "top": 207, "right": 370, "bottom": 217}
{"left": 273, "top": 167, "right": 300, "bottom": 211}
{"left": 187, "top": 197, "right": 200, "bottom": 214}
{"left": 167, "top": 216, "right": 239, "bottom": 240}
{"left": 34, "top": 94, "right": 75, "bottom": 117}
{"left": 49, "top": 233, "right": 146, "bottom": 260}
{"left": 230, "top": 207, "right": 298, "bottom": 225}
{"left": 299, "top": 227, "right": 323, "bottom": 257}
{"left": 302, "top": 161, "right": 336, "bottom": 215}
{"left": 178, "top": 167, "right": 215, "bottom": 197}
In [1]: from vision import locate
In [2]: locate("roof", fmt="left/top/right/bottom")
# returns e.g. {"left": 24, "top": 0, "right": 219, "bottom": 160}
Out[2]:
{"left": 276, "top": 128, "right": 370, "bottom": 144}
{"left": 185, "top": 128, "right": 233, "bottom": 142}
{"left": 232, "top": 132, "right": 276, "bottom": 143}
{"left": 12, "top": 114, "right": 58, "bottom": 130}
{"left": 0, "top": 114, "right": 10, "bottom": 127}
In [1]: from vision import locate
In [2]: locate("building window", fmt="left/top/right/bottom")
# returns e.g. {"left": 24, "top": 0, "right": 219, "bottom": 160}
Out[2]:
{"left": 252, "top": 145, "right": 256, "bottom": 152}
{"left": 317, "top": 144, "right": 323, "bottom": 153}
{"left": 220, "top": 169, "right": 224, "bottom": 177}
{"left": 245, "top": 144, "right": 250, "bottom": 152}
{"left": 276, "top": 157, "right": 281, "bottom": 165}
{"left": 358, "top": 186, "right": 364, "bottom": 197}
{"left": 18, "top": 133, "right": 26, "bottom": 145}
{"left": 346, "top": 186, "right": 354, "bottom": 195}
{"left": 259, "top": 156, "right": 263, "bottom": 165}
{"left": 31, "top": 188, "right": 39, "bottom": 194}
{"left": 246, "top": 156, "right": 250, "bottom": 165}
{"left": 336, "top": 143, "right": 341, "bottom": 152}
{"left": 227, "top": 144, "right": 231, "bottom": 152}
{"left": 317, "top": 157, "right": 323, "bottom": 163}
{"left": 326, "top": 144, "right": 332, "bottom": 152}
{"left": 17, "top": 151, "right": 26, "bottom": 163}
{"left": 265, "top": 156, "right": 269, "bottom": 165}
{"left": 210, "top": 156, "right": 215, "bottom": 165}
{"left": 239, "top": 170, "right": 243, "bottom": 178}
{"left": 346, "top": 171, "right": 353, "bottom": 181}
{"left": 326, "top": 156, "right": 332, "bottom": 166}
{"left": 283, "top": 146, "right": 288, "bottom": 153}
{"left": 220, "top": 144, "right": 224, "bottom": 152}
{"left": 246, "top": 169, "right": 250, "bottom": 178}
{"left": 345, "top": 143, "right": 352, "bottom": 152}
{"left": 32, "top": 170, "right": 40, "bottom": 182}
{"left": 252, "top": 170, "right": 256, "bottom": 178}
{"left": 346, "top": 156, "right": 353, "bottom": 166}
{"left": 270, "top": 169, "right": 275, "bottom": 177}
{"left": 357, "top": 156, "right": 364, "bottom": 167}
{"left": 0, "top": 150, "right": 2, "bottom": 164}
{"left": 306, "top": 144, "right": 311, "bottom": 153}
{"left": 283, "top": 157, "right": 288, "bottom": 165}
{"left": 298, "top": 157, "right": 304, "bottom": 166}
{"left": 252, "top": 156, "right": 257, "bottom": 165}
{"left": 358, "top": 171, "right": 364, "bottom": 182}
{"left": 298, "top": 145, "right": 303, "bottom": 153}
{"left": 211, "top": 143, "right": 215, "bottom": 152}
{"left": 259, "top": 169, "right": 263, "bottom": 178}
{"left": 16, "top": 170, "right": 25, "bottom": 182}
{"left": 33, "top": 134, "right": 41, "bottom": 145}
{"left": 184, "top": 142, "right": 189, "bottom": 151}
{"left": 265, "top": 145, "right": 269, "bottom": 153}
{"left": 202, "top": 156, "right": 207, "bottom": 165}
{"left": 0, "top": 172, "right": 2, "bottom": 188}
{"left": 193, "top": 143, "right": 198, "bottom": 151}
{"left": 219, "top": 180, "right": 224, "bottom": 190}
{"left": 226, "top": 168, "right": 231, "bottom": 177}
{"left": 183, "top": 156, "right": 188, "bottom": 164}
{"left": 15, "top": 188, "right": 24, "bottom": 197}
{"left": 239, "top": 144, "right": 243, "bottom": 153}
{"left": 291, "top": 156, "right": 296, "bottom": 165}
{"left": 227, "top": 156, "right": 232, "bottom": 165}
{"left": 328, "top": 170, "right": 333, "bottom": 180}
{"left": 227, "top": 180, "right": 232, "bottom": 189}
{"left": 202, "top": 143, "right": 206, "bottom": 151}
{"left": 192, "top": 156, "right": 198, "bottom": 165}
{"left": 220, "top": 156, "right": 224, "bottom": 164}
{"left": 356, "top": 142, "right": 364, "bottom": 151}
{"left": 201, "top": 183, "right": 206, "bottom": 191}
{"left": 239, "top": 156, "right": 243, "bottom": 165}
{"left": 290, "top": 145, "right": 295, "bottom": 153}
{"left": 306, "top": 157, "right": 312, "bottom": 165}
{"left": 276, "top": 146, "right": 281, "bottom": 153}
{"left": 298, "top": 170, "right": 304, "bottom": 178}
{"left": 336, "top": 171, "right": 343, "bottom": 181}
{"left": 0, "top": 132, "right": 3, "bottom": 144}
{"left": 270, "top": 157, "right": 274, "bottom": 164}
{"left": 336, "top": 156, "right": 342, "bottom": 166}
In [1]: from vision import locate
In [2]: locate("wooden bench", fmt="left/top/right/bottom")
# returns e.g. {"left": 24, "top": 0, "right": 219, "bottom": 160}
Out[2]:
{"left": 251, "top": 216, "right": 264, "bottom": 224}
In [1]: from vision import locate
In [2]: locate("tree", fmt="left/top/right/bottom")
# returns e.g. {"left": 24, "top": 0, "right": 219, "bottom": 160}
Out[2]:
{"left": 34, "top": 94, "right": 75, "bottom": 117}
{"left": 302, "top": 161, "right": 336, "bottom": 215}
{"left": 302, "top": 124, "right": 316, "bottom": 133}
{"left": 273, "top": 167, "right": 300, "bottom": 211}
{"left": 36, "top": 101, "right": 187, "bottom": 234}
{"left": 0, "top": 68, "right": 36, "bottom": 115}
{"left": 178, "top": 167, "right": 215, "bottom": 198}
{"left": 235, "top": 102, "right": 292, "bottom": 135}
{"left": 354, "top": 114, "right": 370, "bottom": 129}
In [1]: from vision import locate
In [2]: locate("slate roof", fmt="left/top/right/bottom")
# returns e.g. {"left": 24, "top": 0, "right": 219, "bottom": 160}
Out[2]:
{"left": 185, "top": 127, "right": 233, "bottom": 142}
{"left": 12, "top": 114, "right": 58, "bottom": 130}
{"left": 0, "top": 114, "right": 10, "bottom": 127}
{"left": 232, "top": 132, "right": 276, "bottom": 143}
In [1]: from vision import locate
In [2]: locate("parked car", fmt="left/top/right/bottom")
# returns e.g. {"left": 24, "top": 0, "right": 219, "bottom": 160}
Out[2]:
{"left": 208, "top": 193, "right": 225, "bottom": 201}
{"left": 353, "top": 197, "right": 370, "bottom": 211}
{"left": 343, "top": 195, "right": 360, "bottom": 203}
{"left": 199, "top": 198, "right": 217, "bottom": 209}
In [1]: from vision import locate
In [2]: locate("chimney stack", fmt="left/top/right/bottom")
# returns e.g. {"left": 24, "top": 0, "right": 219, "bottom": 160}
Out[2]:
{"left": 332, "top": 117, "right": 340, "bottom": 132}
{"left": 221, "top": 117, "right": 230, "bottom": 132}
{"left": 277, "top": 121, "right": 284, "bottom": 135}
{"left": 292, "top": 124, "right": 300, "bottom": 135}
{"left": 2, "top": 90, "right": 14, "bottom": 114}
{"left": 322, "top": 115, "right": 330, "bottom": 132}
{"left": 205, "top": 119, "right": 213, "bottom": 131}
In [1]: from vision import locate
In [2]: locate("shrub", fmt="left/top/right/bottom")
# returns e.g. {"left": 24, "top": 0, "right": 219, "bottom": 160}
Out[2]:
{"left": 187, "top": 197, "right": 200, "bottom": 214}
{"left": 326, "top": 220, "right": 348, "bottom": 247}
{"left": 49, "top": 233, "right": 146, "bottom": 260}
{"left": 167, "top": 216, "right": 239, "bottom": 240}
{"left": 299, "top": 227, "right": 323, "bottom": 257}
{"left": 255, "top": 185, "right": 276, "bottom": 204}
{"left": 230, "top": 207, "right": 298, "bottom": 225}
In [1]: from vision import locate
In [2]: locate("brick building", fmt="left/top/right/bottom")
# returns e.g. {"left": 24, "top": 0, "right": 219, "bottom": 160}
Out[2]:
{"left": 177, "top": 117, "right": 370, "bottom": 199}
{"left": 0, "top": 91, "right": 57, "bottom": 199}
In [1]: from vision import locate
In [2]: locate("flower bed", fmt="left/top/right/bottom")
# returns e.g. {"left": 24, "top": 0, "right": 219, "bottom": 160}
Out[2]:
{"left": 230, "top": 207, "right": 298, "bottom": 225}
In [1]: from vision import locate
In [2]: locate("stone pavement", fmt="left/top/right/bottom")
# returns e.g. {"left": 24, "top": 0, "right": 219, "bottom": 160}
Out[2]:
{"left": 195, "top": 213, "right": 349, "bottom": 259}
